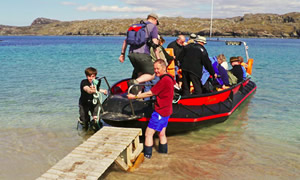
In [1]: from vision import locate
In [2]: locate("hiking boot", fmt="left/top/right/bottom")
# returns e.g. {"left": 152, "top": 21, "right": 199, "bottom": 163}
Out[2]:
{"left": 78, "top": 117, "right": 84, "bottom": 125}
{"left": 127, "top": 79, "right": 140, "bottom": 95}
{"left": 78, "top": 118, "right": 89, "bottom": 131}
{"left": 144, "top": 145, "right": 152, "bottom": 159}
{"left": 158, "top": 143, "right": 168, "bottom": 154}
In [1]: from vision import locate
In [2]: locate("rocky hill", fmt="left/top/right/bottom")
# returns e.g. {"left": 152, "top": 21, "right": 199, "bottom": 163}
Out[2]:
{"left": 0, "top": 12, "right": 299, "bottom": 38}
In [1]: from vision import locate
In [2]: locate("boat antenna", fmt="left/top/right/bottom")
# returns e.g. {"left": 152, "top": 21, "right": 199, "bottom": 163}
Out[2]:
{"left": 209, "top": 0, "right": 214, "bottom": 39}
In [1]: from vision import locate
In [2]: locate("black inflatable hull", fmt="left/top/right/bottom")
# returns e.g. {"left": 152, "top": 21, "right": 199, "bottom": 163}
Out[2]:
{"left": 102, "top": 78, "right": 256, "bottom": 134}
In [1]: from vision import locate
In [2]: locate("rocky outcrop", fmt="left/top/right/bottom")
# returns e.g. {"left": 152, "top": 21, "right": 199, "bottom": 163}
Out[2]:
{"left": 0, "top": 12, "right": 299, "bottom": 38}
{"left": 31, "top": 17, "right": 60, "bottom": 26}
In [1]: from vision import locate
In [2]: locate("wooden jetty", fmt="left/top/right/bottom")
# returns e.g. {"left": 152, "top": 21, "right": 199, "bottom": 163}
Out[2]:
{"left": 37, "top": 127, "right": 144, "bottom": 180}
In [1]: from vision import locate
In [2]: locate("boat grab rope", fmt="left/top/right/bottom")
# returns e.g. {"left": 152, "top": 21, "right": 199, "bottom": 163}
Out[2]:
{"left": 173, "top": 94, "right": 181, "bottom": 104}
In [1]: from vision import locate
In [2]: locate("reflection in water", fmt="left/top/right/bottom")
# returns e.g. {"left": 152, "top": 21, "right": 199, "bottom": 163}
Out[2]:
{"left": 102, "top": 100, "right": 300, "bottom": 179}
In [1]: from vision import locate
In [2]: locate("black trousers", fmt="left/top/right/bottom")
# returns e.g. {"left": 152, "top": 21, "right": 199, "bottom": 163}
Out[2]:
{"left": 182, "top": 70, "right": 203, "bottom": 96}
{"left": 79, "top": 102, "right": 100, "bottom": 128}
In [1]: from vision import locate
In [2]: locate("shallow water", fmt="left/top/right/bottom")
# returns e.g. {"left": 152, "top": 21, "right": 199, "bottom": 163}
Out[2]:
{"left": 0, "top": 36, "right": 299, "bottom": 179}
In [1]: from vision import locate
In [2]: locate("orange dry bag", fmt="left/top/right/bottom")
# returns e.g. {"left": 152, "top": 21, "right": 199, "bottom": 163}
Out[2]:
{"left": 246, "top": 58, "right": 254, "bottom": 75}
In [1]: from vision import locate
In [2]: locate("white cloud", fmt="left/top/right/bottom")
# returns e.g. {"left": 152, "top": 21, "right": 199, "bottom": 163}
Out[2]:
{"left": 61, "top": 1, "right": 78, "bottom": 6}
{"left": 123, "top": 0, "right": 192, "bottom": 9}
{"left": 213, "top": 0, "right": 300, "bottom": 17}
{"left": 72, "top": 0, "right": 300, "bottom": 19}
{"left": 77, "top": 4, "right": 155, "bottom": 13}
{"left": 120, "top": 0, "right": 300, "bottom": 18}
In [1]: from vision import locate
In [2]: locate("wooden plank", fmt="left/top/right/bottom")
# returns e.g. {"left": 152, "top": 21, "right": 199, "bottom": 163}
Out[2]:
{"left": 128, "top": 153, "right": 145, "bottom": 172}
{"left": 131, "top": 143, "right": 143, "bottom": 161}
{"left": 115, "top": 156, "right": 129, "bottom": 171}
{"left": 126, "top": 143, "right": 133, "bottom": 167}
{"left": 37, "top": 127, "right": 143, "bottom": 180}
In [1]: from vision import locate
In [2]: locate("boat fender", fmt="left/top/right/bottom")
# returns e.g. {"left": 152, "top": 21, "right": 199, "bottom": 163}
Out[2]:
{"left": 246, "top": 58, "right": 254, "bottom": 75}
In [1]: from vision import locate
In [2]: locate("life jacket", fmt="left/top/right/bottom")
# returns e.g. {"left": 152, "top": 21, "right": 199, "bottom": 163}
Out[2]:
{"left": 165, "top": 48, "right": 176, "bottom": 77}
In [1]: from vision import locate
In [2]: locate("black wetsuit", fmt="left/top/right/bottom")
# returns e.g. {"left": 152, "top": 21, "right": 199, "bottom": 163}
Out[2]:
{"left": 79, "top": 79, "right": 100, "bottom": 129}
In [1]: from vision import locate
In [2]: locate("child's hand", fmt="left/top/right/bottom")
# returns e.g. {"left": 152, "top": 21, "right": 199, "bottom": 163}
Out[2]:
{"left": 101, "top": 89, "right": 108, "bottom": 95}
{"left": 90, "top": 85, "right": 96, "bottom": 93}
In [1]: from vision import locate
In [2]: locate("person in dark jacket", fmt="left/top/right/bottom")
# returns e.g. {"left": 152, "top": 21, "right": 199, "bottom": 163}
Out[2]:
{"left": 229, "top": 57, "right": 244, "bottom": 83}
{"left": 167, "top": 35, "right": 186, "bottom": 66}
{"left": 179, "top": 36, "right": 217, "bottom": 96}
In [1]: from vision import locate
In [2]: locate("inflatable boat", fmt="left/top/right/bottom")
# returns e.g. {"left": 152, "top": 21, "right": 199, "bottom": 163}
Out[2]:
{"left": 98, "top": 40, "right": 257, "bottom": 134}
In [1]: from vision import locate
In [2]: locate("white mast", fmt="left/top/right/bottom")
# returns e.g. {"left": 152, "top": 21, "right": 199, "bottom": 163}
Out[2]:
{"left": 209, "top": 0, "right": 214, "bottom": 39}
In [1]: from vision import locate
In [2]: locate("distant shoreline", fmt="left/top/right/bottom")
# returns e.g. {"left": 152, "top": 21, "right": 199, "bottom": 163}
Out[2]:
{"left": 0, "top": 34, "right": 298, "bottom": 40}
{"left": 1, "top": 12, "right": 299, "bottom": 38}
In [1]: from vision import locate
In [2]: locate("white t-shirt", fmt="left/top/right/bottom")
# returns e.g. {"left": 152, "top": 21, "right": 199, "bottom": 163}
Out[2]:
{"left": 221, "top": 61, "right": 229, "bottom": 70}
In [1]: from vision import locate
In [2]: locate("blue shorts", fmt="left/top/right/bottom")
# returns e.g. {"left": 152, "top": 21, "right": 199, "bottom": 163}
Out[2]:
{"left": 148, "top": 111, "right": 169, "bottom": 132}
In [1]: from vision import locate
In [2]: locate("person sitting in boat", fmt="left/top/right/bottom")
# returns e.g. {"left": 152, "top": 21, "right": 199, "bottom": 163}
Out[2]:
{"left": 178, "top": 35, "right": 217, "bottom": 96}
{"left": 216, "top": 60, "right": 230, "bottom": 88}
{"left": 78, "top": 67, "right": 107, "bottom": 130}
{"left": 217, "top": 54, "right": 229, "bottom": 70}
{"left": 229, "top": 57, "right": 244, "bottom": 83}
{"left": 237, "top": 56, "right": 247, "bottom": 79}
{"left": 202, "top": 56, "right": 230, "bottom": 92}
{"left": 215, "top": 55, "right": 230, "bottom": 88}
{"left": 127, "top": 59, "right": 175, "bottom": 159}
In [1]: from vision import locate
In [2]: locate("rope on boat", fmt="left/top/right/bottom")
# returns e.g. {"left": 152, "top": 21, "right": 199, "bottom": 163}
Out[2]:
{"left": 92, "top": 79, "right": 104, "bottom": 129}
{"left": 173, "top": 94, "right": 181, "bottom": 104}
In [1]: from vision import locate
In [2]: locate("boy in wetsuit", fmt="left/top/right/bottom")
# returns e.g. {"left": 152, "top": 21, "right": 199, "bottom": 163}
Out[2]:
{"left": 78, "top": 67, "right": 107, "bottom": 130}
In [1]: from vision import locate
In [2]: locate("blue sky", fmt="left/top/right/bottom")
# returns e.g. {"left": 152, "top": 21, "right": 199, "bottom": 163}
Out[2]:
{"left": 1, "top": 0, "right": 299, "bottom": 26}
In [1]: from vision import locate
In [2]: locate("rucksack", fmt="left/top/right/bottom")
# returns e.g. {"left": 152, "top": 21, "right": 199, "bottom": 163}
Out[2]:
{"left": 227, "top": 71, "right": 238, "bottom": 85}
{"left": 126, "top": 20, "right": 149, "bottom": 47}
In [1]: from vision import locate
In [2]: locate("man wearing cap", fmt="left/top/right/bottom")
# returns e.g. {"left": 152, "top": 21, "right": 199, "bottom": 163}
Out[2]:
{"left": 119, "top": 13, "right": 160, "bottom": 93}
{"left": 187, "top": 33, "right": 197, "bottom": 44}
{"left": 179, "top": 35, "right": 217, "bottom": 96}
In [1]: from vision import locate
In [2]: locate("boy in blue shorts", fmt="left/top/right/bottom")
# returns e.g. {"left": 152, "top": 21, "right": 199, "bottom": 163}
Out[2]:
{"left": 128, "top": 59, "right": 175, "bottom": 158}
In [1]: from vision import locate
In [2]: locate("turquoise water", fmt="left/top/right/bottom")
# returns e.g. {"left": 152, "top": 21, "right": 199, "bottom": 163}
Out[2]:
{"left": 0, "top": 36, "right": 299, "bottom": 179}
